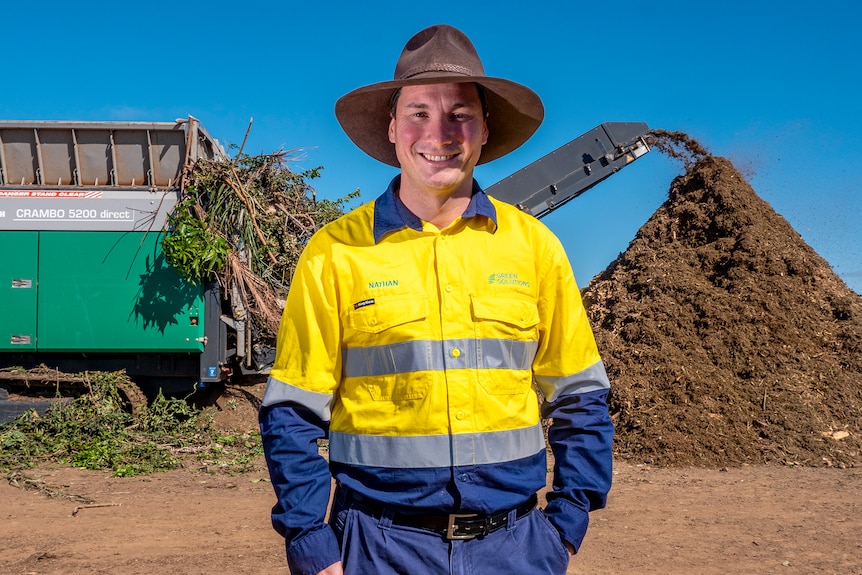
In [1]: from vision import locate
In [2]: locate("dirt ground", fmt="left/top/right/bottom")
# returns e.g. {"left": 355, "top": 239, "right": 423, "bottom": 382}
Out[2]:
{"left": 3, "top": 451, "right": 861, "bottom": 574}
{"left": 2, "top": 382, "right": 861, "bottom": 575}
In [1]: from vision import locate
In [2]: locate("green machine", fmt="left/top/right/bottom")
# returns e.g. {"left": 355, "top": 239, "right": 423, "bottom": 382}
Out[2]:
{"left": 0, "top": 118, "right": 254, "bottom": 399}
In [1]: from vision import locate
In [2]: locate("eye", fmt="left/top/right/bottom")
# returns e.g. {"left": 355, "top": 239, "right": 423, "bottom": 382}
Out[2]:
{"left": 451, "top": 111, "right": 476, "bottom": 121}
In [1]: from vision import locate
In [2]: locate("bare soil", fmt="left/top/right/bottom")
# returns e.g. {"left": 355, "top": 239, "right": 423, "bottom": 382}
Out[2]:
{"left": 3, "top": 372, "right": 860, "bottom": 574}
{"left": 3, "top": 134, "right": 862, "bottom": 574}
{"left": 2, "top": 415, "right": 861, "bottom": 574}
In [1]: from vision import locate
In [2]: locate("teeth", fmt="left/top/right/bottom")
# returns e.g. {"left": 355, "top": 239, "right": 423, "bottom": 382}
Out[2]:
{"left": 423, "top": 153, "right": 455, "bottom": 161}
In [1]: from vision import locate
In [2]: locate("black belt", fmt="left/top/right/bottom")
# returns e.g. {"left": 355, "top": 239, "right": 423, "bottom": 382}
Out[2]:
{"left": 343, "top": 490, "right": 538, "bottom": 540}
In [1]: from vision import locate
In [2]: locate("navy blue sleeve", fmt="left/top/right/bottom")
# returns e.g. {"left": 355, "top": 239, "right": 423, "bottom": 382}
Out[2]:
{"left": 259, "top": 402, "right": 341, "bottom": 574}
{"left": 540, "top": 387, "right": 614, "bottom": 552}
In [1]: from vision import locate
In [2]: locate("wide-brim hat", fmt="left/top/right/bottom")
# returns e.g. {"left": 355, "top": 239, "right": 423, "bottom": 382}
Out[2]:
{"left": 335, "top": 24, "right": 544, "bottom": 167}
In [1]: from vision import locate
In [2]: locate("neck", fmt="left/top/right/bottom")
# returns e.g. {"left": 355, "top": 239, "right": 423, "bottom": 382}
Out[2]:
{"left": 398, "top": 179, "right": 474, "bottom": 229}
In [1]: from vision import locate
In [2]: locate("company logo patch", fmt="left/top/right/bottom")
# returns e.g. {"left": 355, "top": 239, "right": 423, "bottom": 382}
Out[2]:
{"left": 487, "top": 272, "right": 531, "bottom": 288}
{"left": 354, "top": 298, "right": 375, "bottom": 310}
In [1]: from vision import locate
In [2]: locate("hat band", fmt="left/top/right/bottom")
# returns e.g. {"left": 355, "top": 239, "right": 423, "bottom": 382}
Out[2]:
{"left": 399, "top": 63, "right": 476, "bottom": 80}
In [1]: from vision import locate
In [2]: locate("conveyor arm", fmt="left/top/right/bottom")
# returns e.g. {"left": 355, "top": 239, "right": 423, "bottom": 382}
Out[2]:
{"left": 485, "top": 122, "right": 651, "bottom": 219}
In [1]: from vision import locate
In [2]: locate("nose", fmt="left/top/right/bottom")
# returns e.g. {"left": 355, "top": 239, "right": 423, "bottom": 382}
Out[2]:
{"left": 425, "top": 114, "right": 454, "bottom": 146}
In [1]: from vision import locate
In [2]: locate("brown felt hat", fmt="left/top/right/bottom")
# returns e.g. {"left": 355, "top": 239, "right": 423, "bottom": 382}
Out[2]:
{"left": 335, "top": 24, "right": 544, "bottom": 167}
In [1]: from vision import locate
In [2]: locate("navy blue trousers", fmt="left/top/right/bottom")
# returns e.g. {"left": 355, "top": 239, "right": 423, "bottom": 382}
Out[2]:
{"left": 329, "top": 494, "right": 570, "bottom": 574}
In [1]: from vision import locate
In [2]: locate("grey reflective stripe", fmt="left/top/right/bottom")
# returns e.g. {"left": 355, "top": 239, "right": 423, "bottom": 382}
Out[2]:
{"left": 535, "top": 360, "right": 611, "bottom": 403}
{"left": 329, "top": 423, "right": 545, "bottom": 468}
{"left": 261, "top": 375, "right": 333, "bottom": 422}
{"left": 342, "top": 338, "right": 538, "bottom": 378}
{"left": 344, "top": 340, "right": 439, "bottom": 376}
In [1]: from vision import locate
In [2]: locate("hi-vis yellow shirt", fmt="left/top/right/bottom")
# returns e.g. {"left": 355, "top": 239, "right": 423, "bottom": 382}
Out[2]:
{"left": 263, "top": 179, "right": 609, "bottom": 471}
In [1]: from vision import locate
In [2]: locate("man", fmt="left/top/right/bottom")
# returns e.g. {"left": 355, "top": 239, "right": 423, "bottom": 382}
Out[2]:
{"left": 260, "top": 24, "right": 613, "bottom": 575}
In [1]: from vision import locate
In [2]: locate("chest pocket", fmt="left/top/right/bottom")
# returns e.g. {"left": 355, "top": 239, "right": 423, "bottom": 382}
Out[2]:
{"left": 471, "top": 295, "right": 540, "bottom": 395}
{"left": 346, "top": 294, "right": 427, "bottom": 334}
{"left": 471, "top": 296, "right": 540, "bottom": 336}
{"left": 344, "top": 294, "right": 431, "bottom": 401}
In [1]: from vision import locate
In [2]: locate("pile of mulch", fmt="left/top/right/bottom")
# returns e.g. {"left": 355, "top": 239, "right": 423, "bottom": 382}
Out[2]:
{"left": 582, "top": 131, "right": 862, "bottom": 468}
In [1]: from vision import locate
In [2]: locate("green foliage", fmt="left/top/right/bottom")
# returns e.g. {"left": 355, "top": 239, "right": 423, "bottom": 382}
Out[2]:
{"left": 162, "top": 195, "right": 230, "bottom": 283}
{"left": 0, "top": 372, "right": 261, "bottom": 477}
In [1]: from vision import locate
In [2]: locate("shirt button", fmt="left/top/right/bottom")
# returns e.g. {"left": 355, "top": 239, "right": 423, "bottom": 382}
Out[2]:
{"left": 456, "top": 411, "right": 465, "bottom": 420}
{"left": 445, "top": 285, "right": 453, "bottom": 293}
{"left": 459, "top": 474, "right": 469, "bottom": 482}
{"left": 451, "top": 347, "right": 461, "bottom": 358}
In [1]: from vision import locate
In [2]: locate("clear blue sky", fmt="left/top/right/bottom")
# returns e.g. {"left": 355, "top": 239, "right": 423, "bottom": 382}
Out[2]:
{"left": 3, "top": 1, "right": 859, "bottom": 294}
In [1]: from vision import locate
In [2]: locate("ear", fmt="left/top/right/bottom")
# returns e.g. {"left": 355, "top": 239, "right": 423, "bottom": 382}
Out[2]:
{"left": 388, "top": 117, "right": 397, "bottom": 144}
{"left": 482, "top": 121, "right": 489, "bottom": 146}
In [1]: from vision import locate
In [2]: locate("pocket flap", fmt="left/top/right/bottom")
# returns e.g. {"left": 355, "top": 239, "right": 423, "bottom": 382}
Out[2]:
{"left": 347, "top": 295, "right": 428, "bottom": 334}
{"left": 471, "top": 296, "right": 540, "bottom": 329}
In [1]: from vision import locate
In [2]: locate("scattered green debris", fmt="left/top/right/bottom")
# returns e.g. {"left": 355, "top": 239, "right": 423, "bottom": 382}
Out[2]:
{"left": 0, "top": 371, "right": 262, "bottom": 477}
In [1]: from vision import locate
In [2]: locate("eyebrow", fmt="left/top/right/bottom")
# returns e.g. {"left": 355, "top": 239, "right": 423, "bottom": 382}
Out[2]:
{"left": 401, "top": 101, "right": 479, "bottom": 110}
{"left": 390, "top": 84, "right": 488, "bottom": 117}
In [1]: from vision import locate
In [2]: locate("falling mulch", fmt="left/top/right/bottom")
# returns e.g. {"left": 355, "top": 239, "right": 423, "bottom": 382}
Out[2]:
{"left": 582, "top": 130, "right": 862, "bottom": 468}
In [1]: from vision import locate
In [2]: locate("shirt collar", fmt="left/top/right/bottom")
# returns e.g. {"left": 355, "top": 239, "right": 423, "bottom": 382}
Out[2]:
{"left": 373, "top": 175, "right": 498, "bottom": 243}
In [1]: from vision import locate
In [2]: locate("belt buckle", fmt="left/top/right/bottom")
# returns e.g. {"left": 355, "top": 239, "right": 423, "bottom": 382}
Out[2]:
{"left": 446, "top": 513, "right": 482, "bottom": 540}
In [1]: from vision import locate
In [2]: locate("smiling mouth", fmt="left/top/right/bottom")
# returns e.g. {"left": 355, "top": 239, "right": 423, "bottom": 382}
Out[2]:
{"left": 421, "top": 152, "right": 459, "bottom": 162}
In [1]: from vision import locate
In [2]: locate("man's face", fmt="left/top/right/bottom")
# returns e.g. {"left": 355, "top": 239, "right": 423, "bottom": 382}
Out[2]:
{"left": 388, "top": 82, "right": 489, "bottom": 198}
